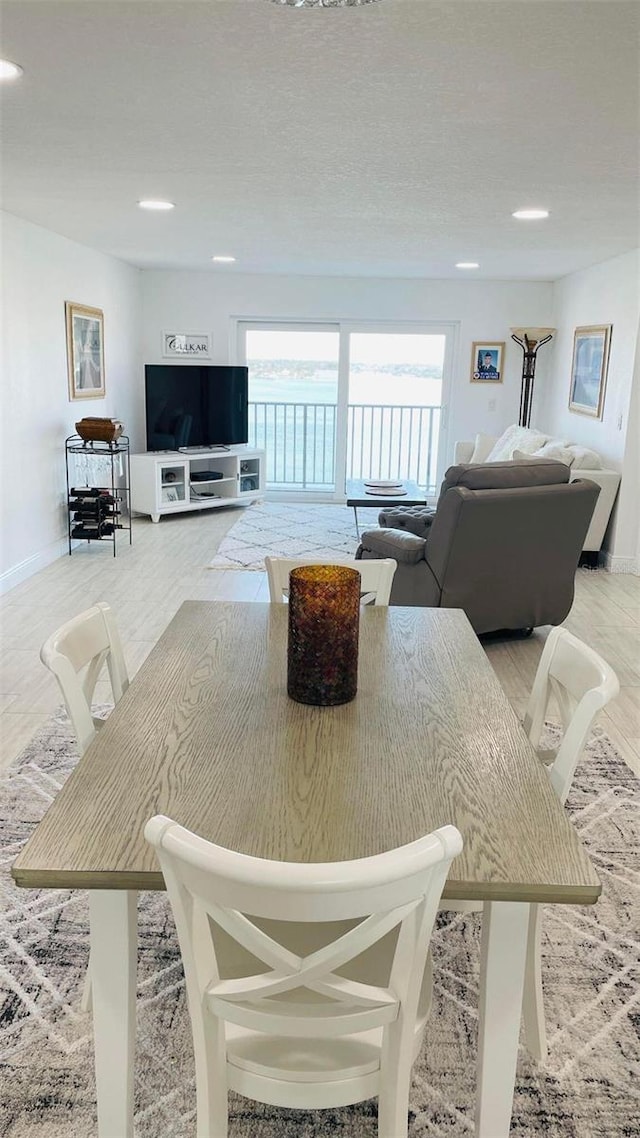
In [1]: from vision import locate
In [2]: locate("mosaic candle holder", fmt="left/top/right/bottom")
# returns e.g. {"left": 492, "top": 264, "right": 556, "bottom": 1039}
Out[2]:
{"left": 287, "top": 565, "right": 360, "bottom": 706}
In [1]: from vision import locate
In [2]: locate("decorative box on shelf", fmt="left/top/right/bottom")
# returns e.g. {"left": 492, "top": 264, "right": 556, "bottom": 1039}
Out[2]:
{"left": 75, "top": 417, "right": 124, "bottom": 445}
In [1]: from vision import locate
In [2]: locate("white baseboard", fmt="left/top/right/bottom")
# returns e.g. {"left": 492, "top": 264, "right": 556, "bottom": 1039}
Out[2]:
{"left": 0, "top": 537, "right": 68, "bottom": 596}
{"left": 602, "top": 552, "right": 639, "bottom": 575}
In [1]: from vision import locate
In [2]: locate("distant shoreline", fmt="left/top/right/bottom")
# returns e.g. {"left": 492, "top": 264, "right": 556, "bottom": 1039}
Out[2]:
{"left": 250, "top": 363, "right": 443, "bottom": 408}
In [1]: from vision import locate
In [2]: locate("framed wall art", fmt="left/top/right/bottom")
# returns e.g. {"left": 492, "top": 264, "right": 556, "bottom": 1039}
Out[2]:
{"left": 66, "top": 302, "right": 105, "bottom": 400}
{"left": 569, "top": 325, "right": 612, "bottom": 418}
{"left": 470, "top": 341, "right": 505, "bottom": 383}
{"left": 162, "top": 332, "right": 211, "bottom": 359}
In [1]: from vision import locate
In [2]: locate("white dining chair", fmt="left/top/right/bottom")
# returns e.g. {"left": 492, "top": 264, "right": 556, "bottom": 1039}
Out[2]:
{"left": 40, "top": 601, "right": 129, "bottom": 1011}
{"left": 441, "top": 625, "right": 619, "bottom": 1063}
{"left": 265, "top": 556, "right": 397, "bottom": 606}
{"left": 145, "top": 814, "right": 462, "bottom": 1138}
{"left": 519, "top": 625, "right": 619, "bottom": 1061}
{"left": 40, "top": 601, "right": 129, "bottom": 755}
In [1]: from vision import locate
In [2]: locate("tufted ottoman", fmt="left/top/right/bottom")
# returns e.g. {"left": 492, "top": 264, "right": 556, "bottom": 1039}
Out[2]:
{"left": 377, "top": 505, "right": 436, "bottom": 539}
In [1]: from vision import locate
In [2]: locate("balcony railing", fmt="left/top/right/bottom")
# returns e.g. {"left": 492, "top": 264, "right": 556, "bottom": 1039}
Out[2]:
{"left": 248, "top": 402, "right": 440, "bottom": 493}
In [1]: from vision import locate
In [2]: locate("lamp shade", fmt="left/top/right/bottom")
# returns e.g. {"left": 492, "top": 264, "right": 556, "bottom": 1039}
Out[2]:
{"left": 510, "top": 327, "right": 556, "bottom": 344}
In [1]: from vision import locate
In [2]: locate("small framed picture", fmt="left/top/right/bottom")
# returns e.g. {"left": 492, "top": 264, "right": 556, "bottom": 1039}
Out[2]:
{"left": 470, "top": 342, "right": 505, "bottom": 383}
{"left": 569, "top": 325, "right": 612, "bottom": 418}
{"left": 66, "top": 302, "right": 105, "bottom": 400}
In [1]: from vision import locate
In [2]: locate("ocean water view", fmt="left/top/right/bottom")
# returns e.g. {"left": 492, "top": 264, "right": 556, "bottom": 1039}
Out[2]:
{"left": 247, "top": 362, "right": 443, "bottom": 491}
{"left": 249, "top": 365, "right": 443, "bottom": 407}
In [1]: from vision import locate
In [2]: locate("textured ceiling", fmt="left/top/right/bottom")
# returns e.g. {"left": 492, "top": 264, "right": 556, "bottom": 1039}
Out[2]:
{"left": 1, "top": 0, "right": 638, "bottom": 279}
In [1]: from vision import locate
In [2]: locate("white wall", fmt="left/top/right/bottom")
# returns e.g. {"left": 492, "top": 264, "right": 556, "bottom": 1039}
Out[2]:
{"left": 0, "top": 211, "right": 143, "bottom": 588}
{"left": 539, "top": 249, "right": 640, "bottom": 566}
{"left": 541, "top": 250, "right": 639, "bottom": 467}
{"left": 141, "top": 270, "right": 553, "bottom": 466}
{"left": 615, "top": 317, "right": 640, "bottom": 571}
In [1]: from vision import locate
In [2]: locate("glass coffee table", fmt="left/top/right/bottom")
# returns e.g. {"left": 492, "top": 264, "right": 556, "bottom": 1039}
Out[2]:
{"left": 346, "top": 478, "right": 427, "bottom": 539}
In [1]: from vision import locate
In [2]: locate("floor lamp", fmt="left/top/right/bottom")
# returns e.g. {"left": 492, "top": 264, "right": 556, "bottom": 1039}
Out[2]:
{"left": 510, "top": 327, "right": 555, "bottom": 428}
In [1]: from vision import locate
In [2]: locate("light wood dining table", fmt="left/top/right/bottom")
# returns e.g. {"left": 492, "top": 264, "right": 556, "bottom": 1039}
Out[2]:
{"left": 12, "top": 601, "right": 600, "bottom": 1137}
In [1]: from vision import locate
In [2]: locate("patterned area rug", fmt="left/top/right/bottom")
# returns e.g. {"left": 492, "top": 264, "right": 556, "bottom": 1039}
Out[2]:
{"left": 209, "top": 502, "right": 363, "bottom": 569}
{"left": 1, "top": 714, "right": 639, "bottom": 1137}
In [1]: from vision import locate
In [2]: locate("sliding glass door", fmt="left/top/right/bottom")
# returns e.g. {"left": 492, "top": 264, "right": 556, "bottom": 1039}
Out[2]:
{"left": 242, "top": 324, "right": 339, "bottom": 491}
{"left": 237, "top": 321, "right": 453, "bottom": 497}
{"left": 344, "top": 330, "right": 446, "bottom": 493}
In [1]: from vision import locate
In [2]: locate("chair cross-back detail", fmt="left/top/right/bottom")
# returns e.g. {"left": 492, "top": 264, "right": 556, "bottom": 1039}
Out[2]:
{"left": 265, "top": 557, "right": 397, "bottom": 607}
{"left": 40, "top": 602, "right": 129, "bottom": 757}
{"left": 145, "top": 814, "right": 462, "bottom": 1138}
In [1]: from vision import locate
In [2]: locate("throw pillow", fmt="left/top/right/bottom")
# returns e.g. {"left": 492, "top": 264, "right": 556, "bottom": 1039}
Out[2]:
{"left": 537, "top": 437, "right": 570, "bottom": 452}
{"left": 565, "top": 445, "right": 603, "bottom": 469}
{"left": 485, "top": 424, "right": 549, "bottom": 462}
{"left": 528, "top": 444, "right": 576, "bottom": 466}
{"left": 469, "top": 432, "right": 496, "bottom": 464}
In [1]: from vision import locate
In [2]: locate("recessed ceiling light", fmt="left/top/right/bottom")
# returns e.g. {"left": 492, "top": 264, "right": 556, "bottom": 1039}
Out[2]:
{"left": 512, "top": 209, "right": 549, "bottom": 220}
{"left": 138, "top": 199, "right": 175, "bottom": 211}
{"left": 456, "top": 262, "right": 479, "bottom": 269}
{"left": 0, "top": 59, "right": 24, "bottom": 81}
{"left": 212, "top": 255, "right": 236, "bottom": 263}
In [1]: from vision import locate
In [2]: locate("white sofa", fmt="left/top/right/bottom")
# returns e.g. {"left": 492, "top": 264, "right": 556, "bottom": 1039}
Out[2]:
{"left": 454, "top": 427, "right": 621, "bottom": 555}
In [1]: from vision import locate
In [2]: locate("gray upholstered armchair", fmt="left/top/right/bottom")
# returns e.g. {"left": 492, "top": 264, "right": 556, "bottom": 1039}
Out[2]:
{"left": 356, "top": 459, "right": 600, "bottom": 635}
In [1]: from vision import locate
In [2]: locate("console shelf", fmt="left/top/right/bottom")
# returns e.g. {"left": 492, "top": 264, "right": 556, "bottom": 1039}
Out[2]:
{"left": 130, "top": 446, "right": 265, "bottom": 523}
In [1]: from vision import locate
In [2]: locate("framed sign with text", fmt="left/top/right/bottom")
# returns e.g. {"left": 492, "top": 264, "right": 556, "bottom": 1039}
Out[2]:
{"left": 162, "top": 332, "right": 211, "bottom": 359}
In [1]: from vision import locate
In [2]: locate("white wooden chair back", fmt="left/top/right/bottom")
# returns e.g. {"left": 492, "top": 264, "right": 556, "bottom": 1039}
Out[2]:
{"left": 265, "top": 556, "right": 396, "bottom": 606}
{"left": 523, "top": 626, "right": 619, "bottom": 803}
{"left": 40, "top": 602, "right": 129, "bottom": 755}
{"left": 145, "top": 815, "right": 461, "bottom": 1132}
{"left": 446, "top": 628, "right": 618, "bottom": 1067}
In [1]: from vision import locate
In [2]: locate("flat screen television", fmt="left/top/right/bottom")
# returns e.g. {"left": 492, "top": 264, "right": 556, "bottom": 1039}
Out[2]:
{"left": 145, "top": 365, "right": 249, "bottom": 450}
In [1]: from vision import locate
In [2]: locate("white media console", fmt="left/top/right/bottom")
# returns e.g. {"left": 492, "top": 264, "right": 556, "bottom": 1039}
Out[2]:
{"left": 130, "top": 446, "right": 265, "bottom": 523}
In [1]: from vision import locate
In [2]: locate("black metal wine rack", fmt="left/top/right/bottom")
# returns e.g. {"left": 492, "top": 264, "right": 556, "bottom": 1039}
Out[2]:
{"left": 65, "top": 435, "right": 132, "bottom": 557}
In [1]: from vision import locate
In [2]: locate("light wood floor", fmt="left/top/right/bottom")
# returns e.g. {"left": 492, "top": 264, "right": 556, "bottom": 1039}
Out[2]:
{"left": 1, "top": 509, "right": 639, "bottom": 776}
